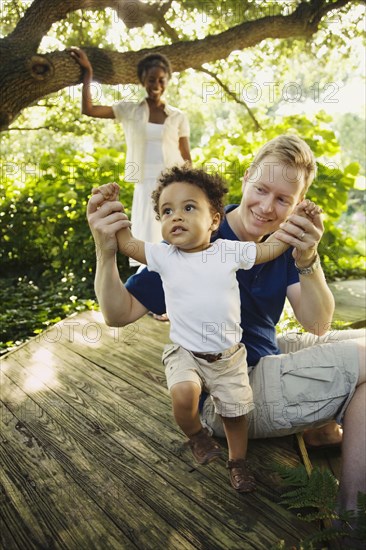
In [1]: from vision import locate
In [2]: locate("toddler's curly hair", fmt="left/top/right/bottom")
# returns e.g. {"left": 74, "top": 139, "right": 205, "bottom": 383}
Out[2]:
{"left": 152, "top": 164, "right": 228, "bottom": 220}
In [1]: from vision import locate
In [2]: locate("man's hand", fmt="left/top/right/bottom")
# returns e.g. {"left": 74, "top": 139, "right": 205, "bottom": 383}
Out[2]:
{"left": 87, "top": 190, "right": 131, "bottom": 259}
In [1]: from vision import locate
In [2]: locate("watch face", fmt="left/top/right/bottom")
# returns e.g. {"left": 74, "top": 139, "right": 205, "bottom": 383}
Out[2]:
{"left": 296, "top": 254, "right": 320, "bottom": 275}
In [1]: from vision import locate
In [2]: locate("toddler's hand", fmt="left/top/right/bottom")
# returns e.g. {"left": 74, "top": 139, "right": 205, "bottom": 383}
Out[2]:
{"left": 295, "top": 199, "right": 323, "bottom": 220}
{"left": 92, "top": 182, "right": 120, "bottom": 202}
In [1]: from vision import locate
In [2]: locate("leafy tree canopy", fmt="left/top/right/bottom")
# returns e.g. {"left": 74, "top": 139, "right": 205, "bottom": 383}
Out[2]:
{"left": 0, "top": 0, "right": 365, "bottom": 130}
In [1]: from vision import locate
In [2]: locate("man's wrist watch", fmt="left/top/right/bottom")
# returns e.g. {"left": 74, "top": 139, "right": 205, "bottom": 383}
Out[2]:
{"left": 295, "top": 253, "right": 321, "bottom": 275}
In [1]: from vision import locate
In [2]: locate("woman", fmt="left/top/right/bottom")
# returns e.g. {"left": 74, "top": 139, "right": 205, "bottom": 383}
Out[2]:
{"left": 70, "top": 47, "right": 191, "bottom": 264}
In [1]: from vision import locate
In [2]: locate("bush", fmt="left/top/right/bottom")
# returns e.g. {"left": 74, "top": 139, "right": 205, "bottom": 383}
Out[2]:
{"left": 1, "top": 114, "right": 364, "bottom": 352}
{"left": 0, "top": 147, "right": 136, "bottom": 353}
{"left": 192, "top": 113, "right": 365, "bottom": 280}
{"left": 0, "top": 147, "right": 134, "bottom": 282}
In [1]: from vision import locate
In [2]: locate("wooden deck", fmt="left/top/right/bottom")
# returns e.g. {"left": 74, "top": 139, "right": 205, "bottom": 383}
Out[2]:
{"left": 0, "top": 310, "right": 329, "bottom": 550}
{"left": 328, "top": 279, "right": 365, "bottom": 326}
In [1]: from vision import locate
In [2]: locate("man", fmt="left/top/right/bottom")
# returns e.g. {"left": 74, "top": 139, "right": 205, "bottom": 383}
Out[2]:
{"left": 87, "top": 134, "right": 365, "bottom": 514}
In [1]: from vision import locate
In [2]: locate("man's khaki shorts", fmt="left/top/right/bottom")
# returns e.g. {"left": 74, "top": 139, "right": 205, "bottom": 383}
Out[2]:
{"left": 201, "top": 337, "right": 360, "bottom": 438}
{"left": 162, "top": 343, "right": 254, "bottom": 417}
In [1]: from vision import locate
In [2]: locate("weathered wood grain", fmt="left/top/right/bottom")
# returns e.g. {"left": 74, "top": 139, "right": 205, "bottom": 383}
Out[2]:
{"left": 1, "top": 404, "right": 130, "bottom": 549}
{"left": 1, "top": 311, "right": 325, "bottom": 549}
{"left": 1, "top": 365, "right": 199, "bottom": 549}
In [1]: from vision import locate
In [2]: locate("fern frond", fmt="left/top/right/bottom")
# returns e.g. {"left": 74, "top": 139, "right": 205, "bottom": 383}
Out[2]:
{"left": 302, "top": 524, "right": 347, "bottom": 546}
{"left": 296, "top": 510, "right": 338, "bottom": 523}
{"left": 279, "top": 466, "right": 338, "bottom": 513}
{"left": 354, "top": 491, "right": 366, "bottom": 539}
{"left": 273, "top": 463, "right": 309, "bottom": 487}
{"left": 275, "top": 464, "right": 366, "bottom": 547}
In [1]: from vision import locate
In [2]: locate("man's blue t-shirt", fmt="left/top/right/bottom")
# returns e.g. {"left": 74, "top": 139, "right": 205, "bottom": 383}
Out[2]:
{"left": 125, "top": 205, "right": 300, "bottom": 366}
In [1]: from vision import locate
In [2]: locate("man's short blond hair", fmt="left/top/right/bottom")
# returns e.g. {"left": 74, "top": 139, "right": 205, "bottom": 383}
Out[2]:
{"left": 249, "top": 134, "right": 317, "bottom": 195}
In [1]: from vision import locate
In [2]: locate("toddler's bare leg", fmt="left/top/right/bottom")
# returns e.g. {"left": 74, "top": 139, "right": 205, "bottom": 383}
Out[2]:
{"left": 170, "top": 381, "right": 202, "bottom": 436}
{"left": 222, "top": 415, "right": 248, "bottom": 460}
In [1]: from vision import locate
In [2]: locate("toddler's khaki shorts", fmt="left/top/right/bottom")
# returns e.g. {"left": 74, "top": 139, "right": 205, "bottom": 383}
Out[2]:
{"left": 162, "top": 342, "right": 254, "bottom": 418}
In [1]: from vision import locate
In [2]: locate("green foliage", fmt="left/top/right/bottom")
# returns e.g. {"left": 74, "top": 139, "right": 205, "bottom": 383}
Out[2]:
{"left": 1, "top": 111, "right": 365, "bottom": 353}
{"left": 192, "top": 112, "right": 365, "bottom": 280}
{"left": 0, "top": 146, "right": 134, "bottom": 281}
{"left": 0, "top": 276, "right": 96, "bottom": 354}
{"left": 0, "top": 146, "right": 136, "bottom": 353}
{"left": 277, "top": 464, "right": 339, "bottom": 517}
{"left": 274, "top": 463, "right": 366, "bottom": 549}
{"left": 333, "top": 112, "right": 366, "bottom": 175}
{"left": 354, "top": 492, "right": 366, "bottom": 540}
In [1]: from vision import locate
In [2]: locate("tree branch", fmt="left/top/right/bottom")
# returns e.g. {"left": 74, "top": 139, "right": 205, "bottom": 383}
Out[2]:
{"left": 0, "top": 0, "right": 359, "bottom": 130}
{"left": 4, "top": 0, "right": 80, "bottom": 53}
{"left": 198, "top": 66, "right": 263, "bottom": 131}
{"left": 111, "top": 0, "right": 174, "bottom": 29}
{"left": 3, "top": 0, "right": 174, "bottom": 54}
{"left": 306, "top": 0, "right": 357, "bottom": 27}
{"left": 6, "top": 126, "right": 55, "bottom": 132}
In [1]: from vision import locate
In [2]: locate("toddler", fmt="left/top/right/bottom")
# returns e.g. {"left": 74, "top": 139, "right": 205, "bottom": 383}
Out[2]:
{"left": 94, "top": 166, "right": 321, "bottom": 492}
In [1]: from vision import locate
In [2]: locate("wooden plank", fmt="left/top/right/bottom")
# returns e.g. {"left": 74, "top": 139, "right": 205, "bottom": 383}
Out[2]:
{"left": 1, "top": 403, "right": 131, "bottom": 550}
{"left": 3, "top": 354, "right": 280, "bottom": 549}
{"left": 1, "top": 367, "right": 195, "bottom": 550}
{"left": 2, "top": 348, "right": 310, "bottom": 548}
{"left": 0, "top": 518, "right": 20, "bottom": 550}
{"left": 1, "top": 312, "right": 325, "bottom": 548}
{"left": 306, "top": 447, "right": 342, "bottom": 481}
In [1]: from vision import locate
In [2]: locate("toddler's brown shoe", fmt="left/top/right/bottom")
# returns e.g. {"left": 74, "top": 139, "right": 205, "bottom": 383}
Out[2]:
{"left": 188, "top": 428, "right": 222, "bottom": 465}
{"left": 227, "top": 459, "right": 256, "bottom": 492}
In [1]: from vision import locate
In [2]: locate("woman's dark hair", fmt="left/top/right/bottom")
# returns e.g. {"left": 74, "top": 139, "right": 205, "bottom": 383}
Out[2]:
{"left": 137, "top": 53, "right": 172, "bottom": 83}
{"left": 152, "top": 164, "right": 228, "bottom": 220}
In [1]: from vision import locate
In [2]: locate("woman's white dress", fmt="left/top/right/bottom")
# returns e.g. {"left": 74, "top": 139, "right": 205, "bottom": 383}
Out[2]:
{"left": 112, "top": 99, "right": 190, "bottom": 267}
{"left": 129, "top": 122, "right": 164, "bottom": 266}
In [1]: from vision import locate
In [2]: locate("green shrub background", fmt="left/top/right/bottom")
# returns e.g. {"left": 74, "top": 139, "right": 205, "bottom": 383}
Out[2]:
{"left": 1, "top": 114, "right": 364, "bottom": 353}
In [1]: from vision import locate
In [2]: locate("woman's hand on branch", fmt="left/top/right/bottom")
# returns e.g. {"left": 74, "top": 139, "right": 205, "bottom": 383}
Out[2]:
{"left": 68, "top": 47, "right": 93, "bottom": 74}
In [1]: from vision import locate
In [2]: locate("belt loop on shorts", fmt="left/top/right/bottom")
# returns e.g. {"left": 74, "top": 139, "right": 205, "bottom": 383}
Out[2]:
{"left": 192, "top": 352, "right": 222, "bottom": 363}
{"left": 192, "top": 343, "right": 240, "bottom": 363}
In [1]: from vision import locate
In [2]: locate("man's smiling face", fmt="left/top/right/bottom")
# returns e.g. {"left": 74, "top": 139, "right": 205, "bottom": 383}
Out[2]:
{"left": 238, "top": 154, "right": 306, "bottom": 242}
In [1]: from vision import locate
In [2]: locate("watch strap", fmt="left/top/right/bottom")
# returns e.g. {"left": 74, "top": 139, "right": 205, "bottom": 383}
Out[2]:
{"left": 295, "top": 253, "right": 321, "bottom": 275}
